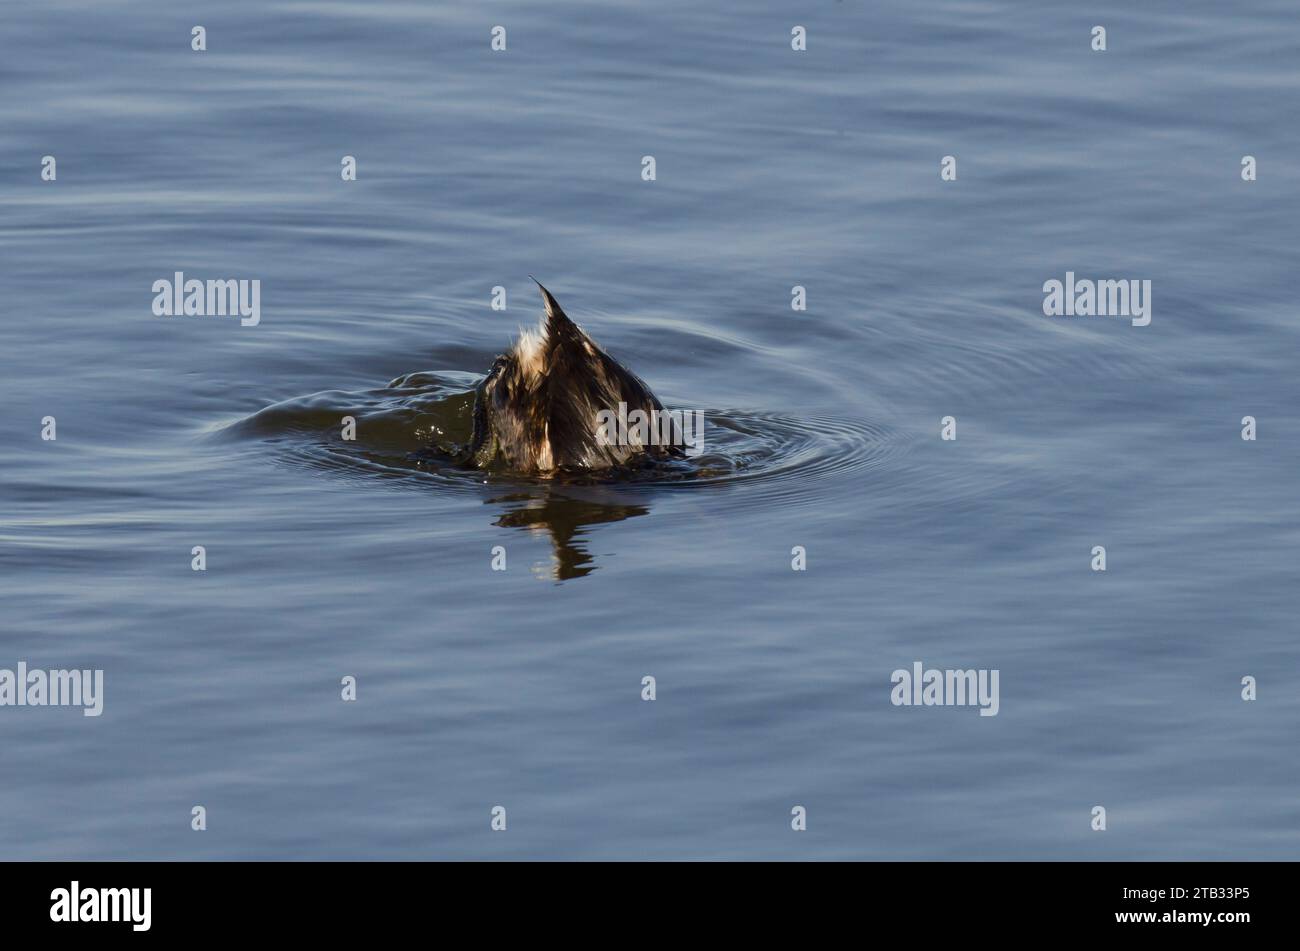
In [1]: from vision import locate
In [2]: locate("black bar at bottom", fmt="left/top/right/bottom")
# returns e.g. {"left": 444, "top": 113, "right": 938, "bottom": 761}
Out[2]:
{"left": 0, "top": 861, "right": 1275, "bottom": 937}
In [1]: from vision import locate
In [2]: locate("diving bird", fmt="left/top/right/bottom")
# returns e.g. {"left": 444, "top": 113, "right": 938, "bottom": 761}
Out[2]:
{"left": 464, "top": 282, "right": 685, "bottom": 475}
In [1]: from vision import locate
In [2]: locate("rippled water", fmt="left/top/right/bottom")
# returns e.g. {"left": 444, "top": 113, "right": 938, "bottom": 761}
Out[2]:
{"left": 216, "top": 373, "right": 907, "bottom": 578}
{"left": 2, "top": 0, "right": 1298, "bottom": 859}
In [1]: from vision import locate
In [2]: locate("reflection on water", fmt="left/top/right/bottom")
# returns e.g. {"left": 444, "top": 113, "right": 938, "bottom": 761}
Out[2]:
{"left": 489, "top": 490, "right": 650, "bottom": 581}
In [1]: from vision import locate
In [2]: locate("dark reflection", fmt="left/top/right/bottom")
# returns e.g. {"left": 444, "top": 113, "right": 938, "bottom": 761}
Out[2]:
{"left": 488, "top": 488, "right": 650, "bottom": 581}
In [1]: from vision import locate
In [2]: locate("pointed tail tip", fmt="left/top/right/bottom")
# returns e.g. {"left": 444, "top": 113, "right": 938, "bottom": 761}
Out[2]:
{"left": 530, "top": 277, "right": 564, "bottom": 320}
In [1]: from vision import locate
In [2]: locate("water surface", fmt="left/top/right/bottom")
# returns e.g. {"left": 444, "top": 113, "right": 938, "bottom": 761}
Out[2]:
{"left": 2, "top": 0, "right": 1298, "bottom": 859}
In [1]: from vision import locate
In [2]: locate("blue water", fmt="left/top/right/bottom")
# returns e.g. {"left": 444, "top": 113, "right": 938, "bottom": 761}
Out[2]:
{"left": 2, "top": 0, "right": 1298, "bottom": 859}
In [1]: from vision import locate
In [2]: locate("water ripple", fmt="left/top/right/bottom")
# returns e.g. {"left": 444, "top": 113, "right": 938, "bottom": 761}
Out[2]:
{"left": 214, "top": 371, "right": 911, "bottom": 507}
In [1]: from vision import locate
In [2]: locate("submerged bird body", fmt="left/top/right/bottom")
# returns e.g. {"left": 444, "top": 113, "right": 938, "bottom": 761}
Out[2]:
{"left": 465, "top": 283, "right": 683, "bottom": 475}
